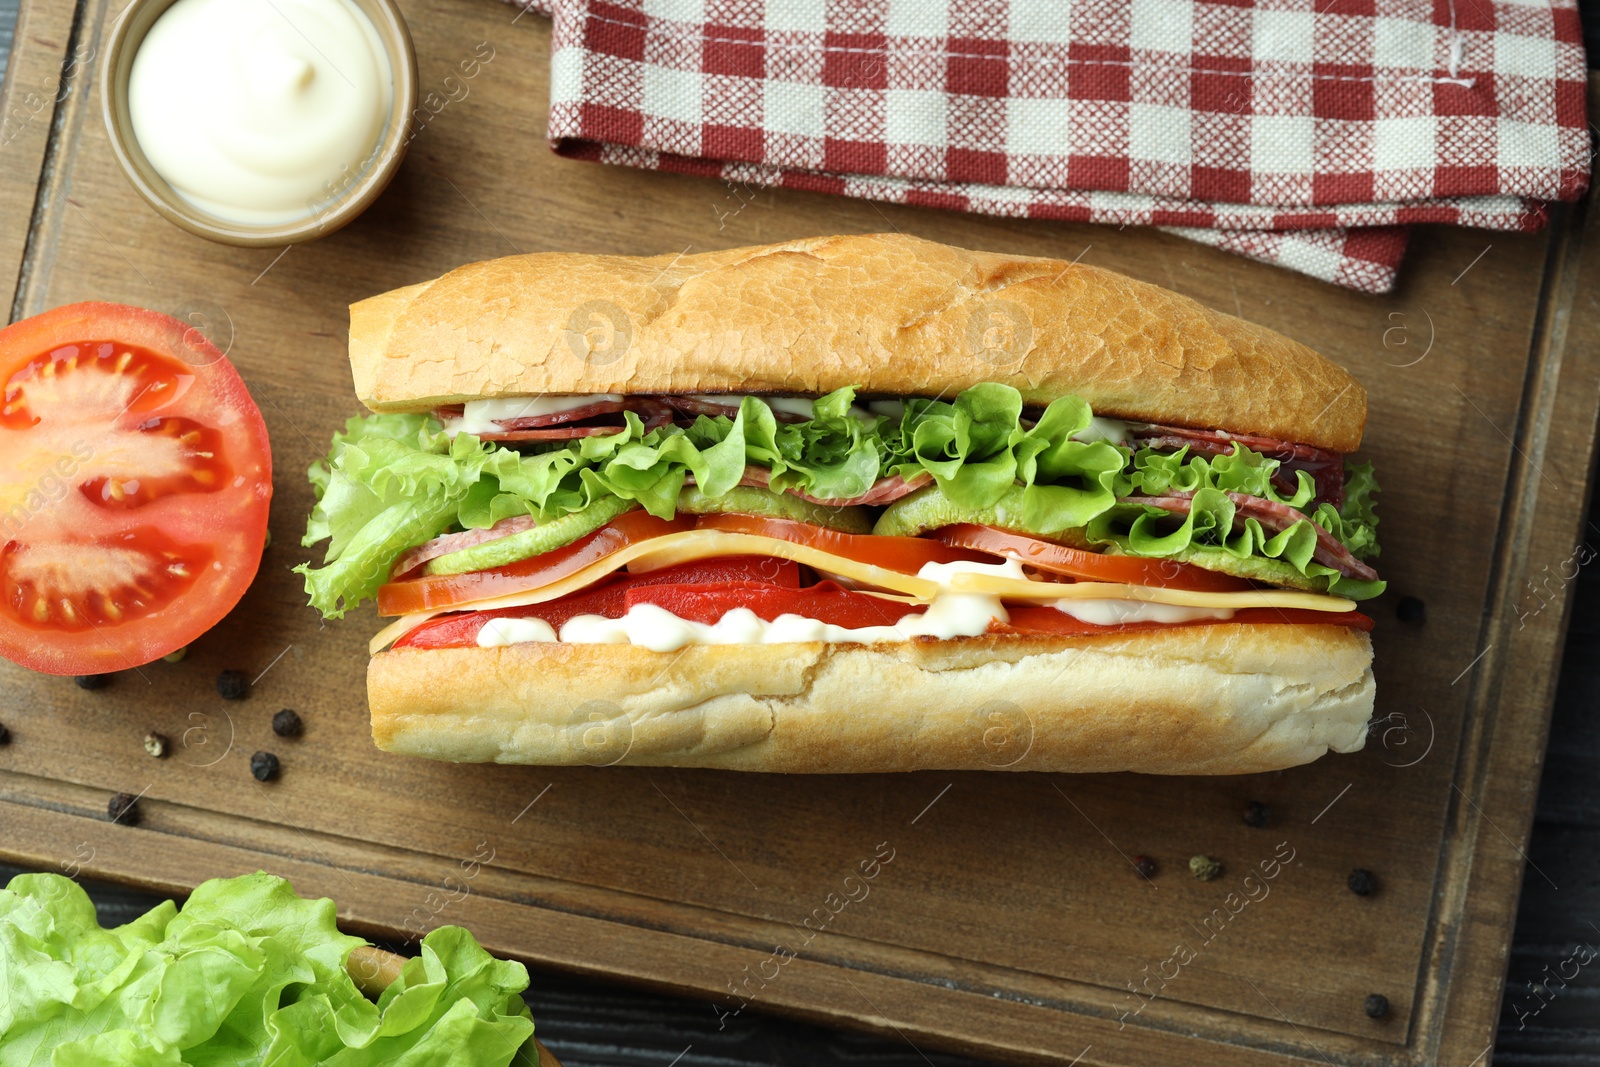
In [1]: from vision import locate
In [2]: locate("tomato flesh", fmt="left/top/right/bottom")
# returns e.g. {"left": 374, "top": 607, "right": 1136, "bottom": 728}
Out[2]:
{"left": 933, "top": 524, "right": 1255, "bottom": 592}
{"left": 625, "top": 581, "right": 914, "bottom": 628}
{"left": 2, "top": 528, "right": 210, "bottom": 632}
{"left": 392, "top": 557, "right": 802, "bottom": 649}
{"left": 0, "top": 304, "right": 271, "bottom": 674}
{"left": 378, "top": 512, "right": 983, "bottom": 617}
{"left": 395, "top": 588, "right": 1371, "bottom": 651}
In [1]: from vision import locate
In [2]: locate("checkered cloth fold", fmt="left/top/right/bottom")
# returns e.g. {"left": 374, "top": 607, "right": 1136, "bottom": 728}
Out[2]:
{"left": 520, "top": 0, "right": 1589, "bottom": 293}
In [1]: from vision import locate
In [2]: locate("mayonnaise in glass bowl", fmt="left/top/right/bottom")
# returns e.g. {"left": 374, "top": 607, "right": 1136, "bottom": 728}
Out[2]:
{"left": 100, "top": 0, "right": 417, "bottom": 246}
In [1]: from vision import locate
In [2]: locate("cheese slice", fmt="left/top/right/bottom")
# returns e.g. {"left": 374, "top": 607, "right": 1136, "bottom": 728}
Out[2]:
{"left": 370, "top": 529, "right": 1359, "bottom": 653}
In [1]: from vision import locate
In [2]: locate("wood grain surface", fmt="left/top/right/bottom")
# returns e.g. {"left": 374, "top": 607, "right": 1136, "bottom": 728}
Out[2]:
{"left": 0, "top": 1, "right": 1597, "bottom": 1064}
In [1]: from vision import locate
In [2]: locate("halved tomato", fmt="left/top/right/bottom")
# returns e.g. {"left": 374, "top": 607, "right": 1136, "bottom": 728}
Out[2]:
{"left": 0, "top": 303, "right": 271, "bottom": 674}
{"left": 932, "top": 525, "right": 1255, "bottom": 593}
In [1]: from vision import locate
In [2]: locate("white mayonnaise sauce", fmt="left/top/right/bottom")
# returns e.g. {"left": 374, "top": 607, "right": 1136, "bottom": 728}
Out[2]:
{"left": 687, "top": 395, "right": 816, "bottom": 419}
{"left": 1052, "top": 600, "right": 1235, "bottom": 625}
{"left": 867, "top": 399, "right": 905, "bottom": 419}
{"left": 477, "top": 617, "right": 558, "bottom": 646}
{"left": 1072, "top": 417, "right": 1130, "bottom": 445}
{"left": 128, "top": 0, "right": 392, "bottom": 225}
{"left": 469, "top": 552, "right": 1240, "bottom": 650}
{"left": 688, "top": 395, "right": 876, "bottom": 422}
{"left": 443, "top": 395, "right": 624, "bottom": 436}
{"left": 916, "top": 557, "right": 1031, "bottom": 584}
{"left": 477, "top": 594, "right": 1006, "bottom": 650}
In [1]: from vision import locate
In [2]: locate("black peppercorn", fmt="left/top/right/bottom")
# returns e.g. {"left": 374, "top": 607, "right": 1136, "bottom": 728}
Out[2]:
{"left": 0, "top": 722, "right": 9, "bottom": 746}
{"left": 1348, "top": 868, "right": 1377, "bottom": 896}
{"left": 271, "top": 709, "right": 303, "bottom": 738}
{"left": 1396, "top": 597, "right": 1425, "bottom": 623}
{"left": 1363, "top": 993, "right": 1389, "bottom": 1019}
{"left": 75, "top": 674, "right": 110, "bottom": 690}
{"left": 1132, "top": 855, "right": 1158, "bottom": 879}
{"left": 250, "top": 751, "right": 280, "bottom": 782}
{"left": 216, "top": 670, "right": 249, "bottom": 700}
{"left": 107, "top": 792, "right": 141, "bottom": 825}
{"left": 1243, "top": 801, "right": 1269, "bottom": 828}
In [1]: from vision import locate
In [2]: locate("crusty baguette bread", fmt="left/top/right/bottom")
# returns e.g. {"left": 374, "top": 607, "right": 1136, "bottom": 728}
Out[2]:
{"left": 368, "top": 625, "right": 1373, "bottom": 774}
{"left": 350, "top": 233, "right": 1367, "bottom": 453}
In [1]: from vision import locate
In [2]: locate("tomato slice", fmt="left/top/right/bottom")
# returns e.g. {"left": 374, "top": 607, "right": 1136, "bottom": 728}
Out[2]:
{"left": 395, "top": 591, "right": 1371, "bottom": 651}
{"left": 629, "top": 555, "right": 801, "bottom": 589}
{"left": 377, "top": 511, "right": 696, "bottom": 617}
{"left": 932, "top": 524, "right": 1254, "bottom": 592}
{"left": 377, "top": 510, "right": 974, "bottom": 618}
{"left": 1001, "top": 605, "right": 1374, "bottom": 635}
{"left": 0, "top": 303, "right": 271, "bottom": 674}
{"left": 392, "top": 557, "right": 806, "bottom": 649}
{"left": 693, "top": 513, "right": 989, "bottom": 574}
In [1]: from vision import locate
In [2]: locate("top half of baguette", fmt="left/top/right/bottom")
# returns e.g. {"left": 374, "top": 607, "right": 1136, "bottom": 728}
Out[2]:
{"left": 348, "top": 233, "right": 1367, "bottom": 453}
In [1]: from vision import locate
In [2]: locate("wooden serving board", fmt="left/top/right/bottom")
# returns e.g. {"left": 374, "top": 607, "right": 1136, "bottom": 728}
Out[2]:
{"left": 2, "top": 2, "right": 1597, "bottom": 1063}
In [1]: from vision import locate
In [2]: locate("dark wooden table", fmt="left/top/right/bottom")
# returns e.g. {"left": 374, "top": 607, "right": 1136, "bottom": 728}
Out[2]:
{"left": 1, "top": 3, "right": 1597, "bottom": 1064}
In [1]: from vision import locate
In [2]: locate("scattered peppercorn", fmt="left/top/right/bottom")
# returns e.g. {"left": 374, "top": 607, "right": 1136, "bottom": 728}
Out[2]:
{"left": 1189, "top": 855, "right": 1222, "bottom": 881}
{"left": 1132, "top": 855, "right": 1158, "bottom": 879}
{"left": 216, "top": 670, "right": 249, "bottom": 700}
{"left": 143, "top": 732, "right": 169, "bottom": 759}
{"left": 0, "top": 722, "right": 10, "bottom": 746}
{"left": 262, "top": 528, "right": 273, "bottom": 550}
{"left": 1348, "top": 868, "right": 1377, "bottom": 896}
{"left": 107, "top": 792, "right": 141, "bottom": 825}
{"left": 1363, "top": 993, "right": 1389, "bottom": 1019}
{"left": 1242, "top": 801, "right": 1269, "bottom": 828}
{"left": 1396, "top": 597, "right": 1426, "bottom": 623}
{"left": 250, "top": 751, "right": 280, "bottom": 782}
{"left": 74, "top": 674, "right": 109, "bottom": 690}
{"left": 162, "top": 647, "right": 188, "bottom": 664}
{"left": 271, "top": 709, "right": 303, "bottom": 738}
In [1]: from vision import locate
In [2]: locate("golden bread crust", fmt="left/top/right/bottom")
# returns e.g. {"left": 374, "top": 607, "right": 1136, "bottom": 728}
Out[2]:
{"left": 367, "top": 624, "right": 1374, "bottom": 774}
{"left": 348, "top": 234, "right": 1366, "bottom": 452}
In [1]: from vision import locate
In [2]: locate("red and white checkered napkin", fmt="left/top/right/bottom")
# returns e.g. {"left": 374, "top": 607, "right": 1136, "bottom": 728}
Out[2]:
{"left": 523, "top": 0, "right": 1590, "bottom": 293}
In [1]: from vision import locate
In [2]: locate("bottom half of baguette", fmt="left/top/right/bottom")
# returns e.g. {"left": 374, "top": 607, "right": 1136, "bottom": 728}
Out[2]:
{"left": 367, "top": 624, "right": 1374, "bottom": 774}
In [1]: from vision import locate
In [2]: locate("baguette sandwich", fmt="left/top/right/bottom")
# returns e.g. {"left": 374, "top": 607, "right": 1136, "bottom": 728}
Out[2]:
{"left": 298, "top": 233, "right": 1383, "bottom": 774}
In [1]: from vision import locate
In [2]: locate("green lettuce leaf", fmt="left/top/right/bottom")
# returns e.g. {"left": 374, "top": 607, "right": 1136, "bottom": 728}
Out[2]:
{"left": 1114, "top": 442, "right": 1318, "bottom": 510}
{"left": 297, "top": 393, "right": 886, "bottom": 617}
{"left": 0, "top": 872, "right": 536, "bottom": 1067}
{"left": 880, "top": 385, "right": 1127, "bottom": 534}
{"left": 299, "top": 388, "right": 1383, "bottom": 616}
{"left": 1083, "top": 485, "right": 1383, "bottom": 599}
